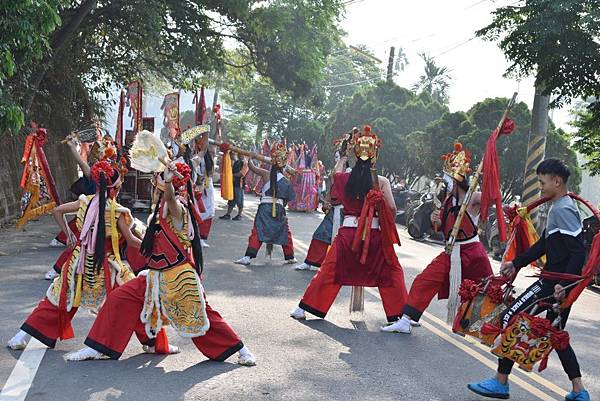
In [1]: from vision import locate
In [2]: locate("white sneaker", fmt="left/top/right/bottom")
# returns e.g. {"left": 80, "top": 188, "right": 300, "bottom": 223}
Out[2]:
{"left": 7, "top": 330, "right": 29, "bottom": 350}
{"left": 294, "top": 262, "right": 311, "bottom": 270}
{"left": 200, "top": 239, "right": 210, "bottom": 248}
{"left": 49, "top": 238, "right": 64, "bottom": 248}
{"left": 65, "top": 347, "right": 108, "bottom": 361}
{"left": 410, "top": 319, "right": 421, "bottom": 327}
{"left": 290, "top": 306, "right": 306, "bottom": 320}
{"left": 234, "top": 256, "right": 251, "bottom": 266}
{"left": 308, "top": 265, "right": 319, "bottom": 271}
{"left": 380, "top": 316, "right": 412, "bottom": 334}
{"left": 143, "top": 344, "right": 181, "bottom": 354}
{"left": 44, "top": 269, "right": 58, "bottom": 280}
{"left": 237, "top": 346, "right": 256, "bottom": 366}
{"left": 284, "top": 258, "right": 298, "bottom": 265}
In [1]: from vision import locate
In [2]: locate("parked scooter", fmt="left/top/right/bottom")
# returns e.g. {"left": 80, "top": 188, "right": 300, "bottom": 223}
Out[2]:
{"left": 407, "top": 191, "right": 445, "bottom": 242}
{"left": 394, "top": 188, "right": 421, "bottom": 225}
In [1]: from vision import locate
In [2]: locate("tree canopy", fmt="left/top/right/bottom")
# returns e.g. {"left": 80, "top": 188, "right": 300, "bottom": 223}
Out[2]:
{"left": 477, "top": 0, "right": 600, "bottom": 107}
{"left": 2, "top": 0, "right": 344, "bottom": 136}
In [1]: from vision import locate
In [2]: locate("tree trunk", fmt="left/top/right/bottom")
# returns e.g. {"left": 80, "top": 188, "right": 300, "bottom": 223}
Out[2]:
{"left": 386, "top": 46, "right": 395, "bottom": 84}
{"left": 24, "top": 0, "right": 98, "bottom": 115}
{"left": 255, "top": 120, "right": 264, "bottom": 145}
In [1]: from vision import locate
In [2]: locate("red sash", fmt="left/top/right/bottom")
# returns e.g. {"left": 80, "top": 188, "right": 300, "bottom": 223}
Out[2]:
{"left": 146, "top": 204, "right": 191, "bottom": 271}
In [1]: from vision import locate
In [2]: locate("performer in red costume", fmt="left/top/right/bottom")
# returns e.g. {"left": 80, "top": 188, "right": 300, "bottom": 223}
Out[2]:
{"left": 290, "top": 126, "right": 408, "bottom": 324}
{"left": 65, "top": 162, "right": 256, "bottom": 365}
{"left": 382, "top": 143, "right": 492, "bottom": 334}
{"left": 8, "top": 161, "right": 140, "bottom": 351}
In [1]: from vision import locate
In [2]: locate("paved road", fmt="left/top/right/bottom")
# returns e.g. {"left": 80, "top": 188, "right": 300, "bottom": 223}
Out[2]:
{"left": 0, "top": 195, "right": 598, "bottom": 401}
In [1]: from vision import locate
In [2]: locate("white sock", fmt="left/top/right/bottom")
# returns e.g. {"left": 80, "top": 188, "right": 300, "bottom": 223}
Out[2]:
{"left": 239, "top": 346, "right": 251, "bottom": 356}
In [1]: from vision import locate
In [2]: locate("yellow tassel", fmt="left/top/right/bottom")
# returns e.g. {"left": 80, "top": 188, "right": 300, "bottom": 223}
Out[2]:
{"left": 221, "top": 151, "right": 234, "bottom": 200}
{"left": 73, "top": 274, "right": 83, "bottom": 307}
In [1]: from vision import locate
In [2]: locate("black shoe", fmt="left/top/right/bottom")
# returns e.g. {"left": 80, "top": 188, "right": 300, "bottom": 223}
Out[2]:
{"left": 219, "top": 214, "right": 231, "bottom": 220}
{"left": 232, "top": 215, "right": 242, "bottom": 221}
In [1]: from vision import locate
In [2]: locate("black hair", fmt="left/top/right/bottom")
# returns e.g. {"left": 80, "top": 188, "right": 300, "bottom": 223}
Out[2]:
{"left": 186, "top": 180, "right": 204, "bottom": 274}
{"left": 345, "top": 158, "right": 373, "bottom": 199}
{"left": 141, "top": 192, "right": 162, "bottom": 257}
{"left": 536, "top": 158, "right": 570, "bottom": 183}
{"left": 204, "top": 150, "right": 214, "bottom": 176}
{"left": 270, "top": 164, "right": 282, "bottom": 198}
{"left": 93, "top": 168, "right": 120, "bottom": 273}
{"left": 456, "top": 177, "right": 469, "bottom": 192}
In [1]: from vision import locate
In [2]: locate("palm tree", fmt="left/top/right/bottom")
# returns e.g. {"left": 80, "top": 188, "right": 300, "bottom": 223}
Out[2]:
{"left": 412, "top": 53, "right": 452, "bottom": 104}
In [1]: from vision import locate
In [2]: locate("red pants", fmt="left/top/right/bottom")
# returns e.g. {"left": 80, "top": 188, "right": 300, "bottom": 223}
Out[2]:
{"left": 21, "top": 298, "right": 79, "bottom": 348}
{"left": 52, "top": 248, "right": 73, "bottom": 273}
{"left": 55, "top": 218, "right": 79, "bottom": 244}
{"left": 403, "top": 243, "right": 492, "bottom": 322}
{"left": 199, "top": 218, "right": 212, "bottom": 240}
{"left": 305, "top": 238, "right": 328, "bottom": 267}
{"left": 245, "top": 223, "right": 295, "bottom": 260}
{"left": 299, "top": 241, "right": 407, "bottom": 322}
{"left": 85, "top": 275, "right": 243, "bottom": 361}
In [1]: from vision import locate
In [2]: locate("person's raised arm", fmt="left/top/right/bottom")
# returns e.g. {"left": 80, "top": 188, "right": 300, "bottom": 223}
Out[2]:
{"left": 66, "top": 139, "right": 91, "bottom": 178}
{"left": 118, "top": 214, "right": 142, "bottom": 248}
{"left": 52, "top": 200, "right": 80, "bottom": 246}
{"left": 162, "top": 164, "right": 183, "bottom": 223}
{"left": 247, "top": 158, "right": 270, "bottom": 179}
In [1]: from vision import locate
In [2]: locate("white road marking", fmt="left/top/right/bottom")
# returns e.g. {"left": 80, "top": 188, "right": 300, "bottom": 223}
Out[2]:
{"left": 0, "top": 339, "right": 47, "bottom": 401}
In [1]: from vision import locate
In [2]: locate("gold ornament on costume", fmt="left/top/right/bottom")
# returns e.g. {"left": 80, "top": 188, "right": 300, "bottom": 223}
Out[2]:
{"left": 351, "top": 125, "right": 381, "bottom": 161}
{"left": 441, "top": 142, "right": 472, "bottom": 182}
{"left": 270, "top": 142, "right": 288, "bottom": 168}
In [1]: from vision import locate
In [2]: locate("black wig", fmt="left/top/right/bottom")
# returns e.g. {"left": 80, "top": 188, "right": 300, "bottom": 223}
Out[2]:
{"left": 345, "top": 158, "right": 373, "bottom": 200}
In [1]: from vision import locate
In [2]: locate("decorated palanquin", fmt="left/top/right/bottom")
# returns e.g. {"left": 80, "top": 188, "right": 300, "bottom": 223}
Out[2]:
{"left": 452, "top": 276, "right": 514, "bottom": 346}
{"left": 456, "top": 192, "right": 600, "bottom": 371}
{"left": 17, "top": 124, "right": 61, "bottom": 228}
{"left": 490, "top": 313, "right": 570, "bottom": 372}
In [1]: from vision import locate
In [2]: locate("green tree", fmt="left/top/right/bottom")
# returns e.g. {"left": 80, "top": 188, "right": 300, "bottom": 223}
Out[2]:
{"left": 3, "top": 0, "right": 344, "bottom": 136}
{"left": 448, "top": 97, "right": 580, "bottom": 200}
{"left": 477, "top": 1, "right": 600, "bottom": 199}
{"left": 571, "top": 102, "right": 600, "bottom": 175}
{"left": 0, "top": 0, "right": 63, "bottom": 133}
{"left": 325, "top": 82, "right": 448, "bottom": 185}
{"left": 221, "top": 45, "right": 382, "bottom": 147}
{"left": 412, "top": 53, "right": 452, "bottom": 105}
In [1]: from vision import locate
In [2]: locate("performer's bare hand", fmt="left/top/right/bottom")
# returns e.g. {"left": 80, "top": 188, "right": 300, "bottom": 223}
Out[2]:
{"left": 554, "top": 284, "right": 566, "bottom": 301}
{"left": 500, "top": 261, "right": 516, "bottom": 278}
{"left": 163, "top": 162, "right": 176, "bottom": 183}
{"left": 431, "top": 209, "right": 441, "bottom": 225}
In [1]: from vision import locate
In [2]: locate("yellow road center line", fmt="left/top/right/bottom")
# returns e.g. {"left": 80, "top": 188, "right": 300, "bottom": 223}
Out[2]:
{"left": 363, "top": 288, "right": 559, "bottom": 401}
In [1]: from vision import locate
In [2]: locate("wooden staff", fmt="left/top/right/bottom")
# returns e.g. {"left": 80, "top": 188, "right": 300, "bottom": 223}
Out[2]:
{"left": 207, "top": 138, "right": 296, "bottom": 175}
{"left": 445, "top": 92, "right": 517, "bottom": 255}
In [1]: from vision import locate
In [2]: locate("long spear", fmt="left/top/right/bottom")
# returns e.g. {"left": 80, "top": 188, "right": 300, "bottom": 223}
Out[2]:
{"left": 445, "top": 92, "right": 518, "bottom": 256}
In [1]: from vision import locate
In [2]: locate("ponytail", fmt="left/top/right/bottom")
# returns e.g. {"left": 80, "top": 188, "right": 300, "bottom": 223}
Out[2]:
{"left": 93, "top": 174, "right": 107, "bottom": 273}
{"left": 186, "top": 180, "right": 204, "bottom": 274}
{"left": 141, "top": 193, "right": 162, "bottom": 257}
{"left": 345, "top": 158, "right": 373, "bottom": 200}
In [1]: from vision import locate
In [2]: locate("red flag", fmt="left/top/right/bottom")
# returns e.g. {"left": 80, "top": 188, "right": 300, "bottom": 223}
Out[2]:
{"left": 161, "top": 92, "right": 180, "bottom": 139}
{"left": 126, "top": 80, "right": 143, "bottom": 133}
{"left": 480, "top": 118, "right": 515, "bottom": 242}
{"left": 194, "top": 87, "right": 207, "bottom": 126}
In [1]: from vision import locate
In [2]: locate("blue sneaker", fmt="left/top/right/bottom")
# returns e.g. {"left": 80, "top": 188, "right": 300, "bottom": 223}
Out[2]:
{"left": 565, "top": 390, "right": 590, "bottom": 401}
{"left": 467, "top": 378, "right": 510, "bottom": 399}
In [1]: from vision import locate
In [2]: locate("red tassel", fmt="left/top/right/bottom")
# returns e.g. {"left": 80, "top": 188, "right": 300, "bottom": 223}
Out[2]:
{"left": 155, "top": 328, "right": 169, "bottom": 354}
{"left": 480, "top": 322, "right": 502, "bottom": 336}
{"left": 538, "top": 355, "right": 549, "bottom": 372}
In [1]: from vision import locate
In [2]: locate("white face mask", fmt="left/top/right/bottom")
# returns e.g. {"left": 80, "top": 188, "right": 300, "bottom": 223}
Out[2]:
{"left": 443, "top": 173, "right": 454, "bottom": 193}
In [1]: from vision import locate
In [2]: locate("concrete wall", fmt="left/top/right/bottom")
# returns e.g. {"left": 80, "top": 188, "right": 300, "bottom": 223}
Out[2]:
{"left": 0, "top": 134, "right": 78, "bottom": 224}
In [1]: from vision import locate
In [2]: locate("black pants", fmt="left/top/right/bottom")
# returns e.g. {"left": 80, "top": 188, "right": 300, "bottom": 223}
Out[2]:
{"left": 497, "top": 279, "right": 581, "bottom": 380}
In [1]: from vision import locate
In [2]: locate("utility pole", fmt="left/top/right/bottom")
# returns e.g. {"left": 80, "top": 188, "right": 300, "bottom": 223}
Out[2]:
{"left": 522, "top": 79, "right": 550, "bottom": 227}
{"left": 386, "top": 46, "right": 395, "bottom": 84}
